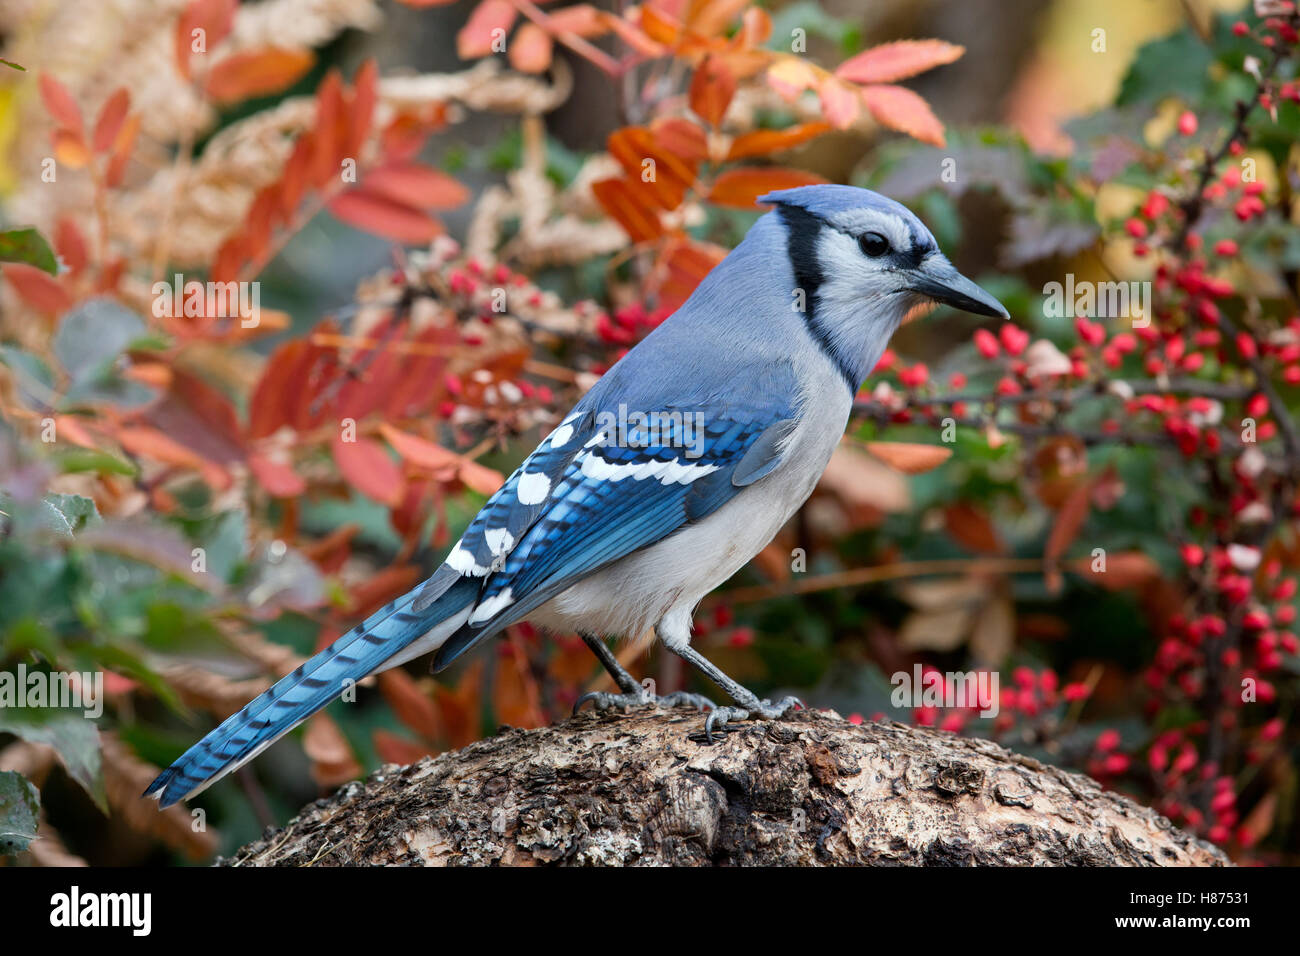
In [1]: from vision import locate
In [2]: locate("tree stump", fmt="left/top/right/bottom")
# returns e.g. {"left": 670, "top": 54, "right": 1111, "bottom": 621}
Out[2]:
{"left": 221, "top": 708, "right": 1228, "bottom": 866}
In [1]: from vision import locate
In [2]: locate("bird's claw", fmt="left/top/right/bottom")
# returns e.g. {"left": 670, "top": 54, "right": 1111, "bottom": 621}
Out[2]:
{"left": 698, "top": 695, "right": 805, "bottom": 744}
{"left": 573, "top": 689, "right": 715, "bottom": 716}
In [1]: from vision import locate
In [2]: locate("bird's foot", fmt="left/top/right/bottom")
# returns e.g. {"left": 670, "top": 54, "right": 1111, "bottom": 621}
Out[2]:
{"left": 573, "top": 689, "right": 715, "bottom": 715}
{"left": 697, "top": 695, "right": 804, "bottom": 744}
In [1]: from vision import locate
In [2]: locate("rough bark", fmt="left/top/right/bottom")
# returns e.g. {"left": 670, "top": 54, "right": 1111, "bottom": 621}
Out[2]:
{"left": 221, "top": 708, "right": 1229, "bottom": 867}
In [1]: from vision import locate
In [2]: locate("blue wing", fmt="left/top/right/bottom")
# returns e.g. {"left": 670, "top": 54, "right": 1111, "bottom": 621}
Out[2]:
{"left": 430, "top": 402, "right": 796, "bottom": 668}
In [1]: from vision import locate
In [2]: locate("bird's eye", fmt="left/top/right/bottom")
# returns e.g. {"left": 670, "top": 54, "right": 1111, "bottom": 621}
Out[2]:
{"left": 858, "top": 232, "right": 889, "bottom": 257}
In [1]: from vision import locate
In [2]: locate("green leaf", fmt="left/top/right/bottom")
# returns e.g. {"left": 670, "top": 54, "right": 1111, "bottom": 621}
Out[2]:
{"left": 0, "top": 346, "right": 57, "bottom": 411}
{"left": 0, "top": 227, "right": 58, "bottom": 275}
{"left": 0, "top": 771, "right": 39, "bottom": 854}
{"left": 37, "top": 493, "right": 100, "bottom": 538}
{"left": 53, "top": 299, "right": 147, "bottom": 379}
{"left": 0, "top": 708, "right": 107, "bottom": 813}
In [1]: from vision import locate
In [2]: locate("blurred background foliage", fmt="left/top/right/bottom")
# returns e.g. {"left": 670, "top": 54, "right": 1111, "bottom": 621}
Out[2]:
{"left": 1, "top": 0, "right": 1297, "bottom": 866}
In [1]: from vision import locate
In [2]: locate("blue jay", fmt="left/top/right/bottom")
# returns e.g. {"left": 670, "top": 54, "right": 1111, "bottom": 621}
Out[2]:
{"left": 146, "top": 184, "right": 1007, "bottom": 808}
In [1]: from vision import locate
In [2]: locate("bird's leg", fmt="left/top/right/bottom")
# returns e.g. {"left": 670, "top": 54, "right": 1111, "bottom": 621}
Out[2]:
{"left": 660, "top": 636, "right": 803, "bottom": 743}
{"left": 572, "top": 632, "right": 714, "bottom": 715}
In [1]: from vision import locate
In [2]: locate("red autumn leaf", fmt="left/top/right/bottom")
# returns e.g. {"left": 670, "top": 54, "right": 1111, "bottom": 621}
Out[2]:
{"left": 4, "top": 263, "right": 73, "bottom": 315}
{"left": 310, "top": 69, "right": 346, "bottom": 189}
{"left": 457, "top": 0, "right": 517, "bottom": 59}
{"left": 347, "top": 563, "right": 423, "bottom": 616}
{"left": 943, "top": 502, "right": 1004, "bottom": 554}
{"left": 145, "top": 368, "right": 245, "bottom": 466}
{"left": 377, "top": 669, "right": 441, "bottom": 739}
{"left": 204, "top": 47, "right": 315, "bottom": 105}
{"left": 248, "top": 452, "right": 306, "bottom": 497}
{"left": 509, "top": 23, "right": 554, "bottom": 73}
{"left": 726, "top": 121, "right": 831, "bottom": 161}
{"left": 344, "top": 59, "right": 378, "bottom": 159}
{"left": 379, "top": 423, "right": 462, "bottom": 475}
{"left": 54, "top": 218, "right": 88, "bottom": 275}
{"left": 278, "top": 135, "right": 312, "bottom": 223}
{"left": 836, "top": 39, "right": 964, "bottom": 85}
{"left": 332, "top": 435, "right": 405, "bottom": 506}
{"left": 38, "top": 74, "right": 82, "bottom": 133}
{"left": 591, "top": 177, "right": 665, "bottom": 243}
{"left": 175, "top": 0, "right": 238, "bottom": 80}
{"left": 327, "top": 190, "right": 443, "bottom": 243}
{"left": 818, "top": 78, "right": 861, "bottom": 129}
{"left": 117, "top": 425, "right": 230, "bottom": 489}
{"left": 707, "top": 167, "right": 828, "bottom": 208}
{"left": 766, "top": 57, "right": 818, "bottom": 100}
{"left": 547, "top": 4, "right": 607, "bottom": 37}
{"left": 860, "top": 84, "right": 946, "bottom": 147}
{"left": 689, "top": 56, "right": 737, "bottom": 128}
{"left": 372, "top": 730, "right": 435, "bottom": 765}
{"left": 248, "top": 338, "right": 328, "bottom": 437}
{"left": 91, "top": 88, "right": 130, "bottom": 154}
{"left": 362, "top": 164, "right": 470, "bottom": 210}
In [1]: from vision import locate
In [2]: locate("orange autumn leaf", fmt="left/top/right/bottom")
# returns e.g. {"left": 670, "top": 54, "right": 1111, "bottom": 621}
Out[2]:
{"left": 332, "top": 435, "right": 406, "bottom": 507}
{"left": 204, "top": 47, "right": 315, "bottom": 105}
{"left": 766, "top": 57, "right": 820, "bottom": 101}
{"left": 509, "top": 23, "right": 554, "bottom": 73}
{"left": 547, "top": 4, "right": 608, "bottom": 37}
{"left": 607, "top": 127, "right": 698, "bottom": 210}
{"left": 863, "top": 441, "right": 953, "bottom": 474}
{"left": 328, "top": 190, "right": 443, "bottom": 243}
{"left": 457, "top": 458, "right": 504, "bottom": 497}
{"left": 457, "top": 0, "right": 517, "bottom": 59}
{"left": 685, "top": 0, "right": 750, "bottom": 37}
{"left": 378, "top": 669, "right": 440, "bottom": 739}
{"left": 640, "top": 4, "right": 683, "bottom": 45}
{"left": 860, "top": 84, "right": 946, "bottom": 147}
{"left": 91, "top": 88, "right": 130, "bottom": 153}
{"left": 379, "top": 423, "right": 462, "bottom": 475}
{"left": 105, "top": 113, "right": 141, "bottom": 187}
{"left": 708, "top": 167, "right": 827, "bottom": 208}
{"left": 836, "top": 39, "right": 964, "bottom": 86}
{"left": 362, "top": 164, "right": 470, "bottom": 210}
{"left": 591, "top": 177, "right": 666, "bottom": 243}
{"left": 303, "top": 712, "right": 361, "bottom": 789}
{"left": 726, "top": 121, "right": 831, "bottom": 161}
{"left": 52, "top": 129, "right": 90, "bottom": 169}
{"left": 38, "top": 74, "right": 82, "bottom": 133}
{"left": 689, "top": 56, "right": 737, "bottom": 128}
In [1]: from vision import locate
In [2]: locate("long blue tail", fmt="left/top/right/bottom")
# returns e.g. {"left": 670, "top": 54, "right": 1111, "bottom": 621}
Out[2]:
{"left": 145, "top": 573, "right": 477, "bottom": 808}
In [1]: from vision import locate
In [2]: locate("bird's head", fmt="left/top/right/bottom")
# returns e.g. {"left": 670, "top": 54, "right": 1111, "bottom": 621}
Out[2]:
{"left": 759, "top": 184, "right": 1007, "bottom": 388}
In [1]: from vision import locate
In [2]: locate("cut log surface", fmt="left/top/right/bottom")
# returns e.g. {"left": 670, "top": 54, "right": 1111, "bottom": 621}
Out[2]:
{"left": 221, "top": 708, "right": 1229, "bottom": 866}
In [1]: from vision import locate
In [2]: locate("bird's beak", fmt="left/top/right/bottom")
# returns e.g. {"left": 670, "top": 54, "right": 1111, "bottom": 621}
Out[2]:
{"left": 908, "top": 255, "right": 1009, "bottom": 319}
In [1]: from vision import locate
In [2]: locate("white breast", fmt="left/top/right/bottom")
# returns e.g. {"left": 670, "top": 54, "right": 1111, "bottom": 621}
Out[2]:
{"left": 528, "top": 356, "right": 853, "bottom": 644}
